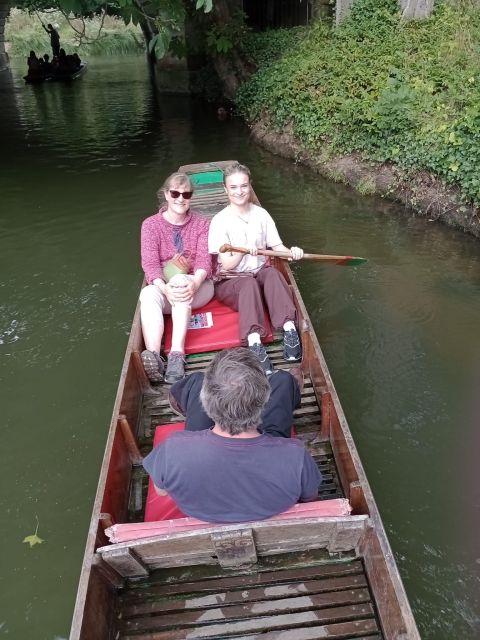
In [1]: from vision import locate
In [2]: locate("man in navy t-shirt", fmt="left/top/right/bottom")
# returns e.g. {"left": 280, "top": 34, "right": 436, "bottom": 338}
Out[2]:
{"left": 143, "top": 348, "right": 322, "bottom": 523}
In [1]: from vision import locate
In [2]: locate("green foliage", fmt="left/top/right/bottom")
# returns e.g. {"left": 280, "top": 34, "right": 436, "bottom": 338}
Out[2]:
{"left": 205, "top": 9, "right": 249, "bottom": 54}
{"left": 237, "top": 0, "right": 480, "bottom": 205}
{"left": 6, "top": 9, "right": 144, "bottom": 56}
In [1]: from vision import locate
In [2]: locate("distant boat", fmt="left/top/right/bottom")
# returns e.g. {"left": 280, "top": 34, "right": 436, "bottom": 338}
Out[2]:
{"left": 24, "top": 62, "right": 87, "bottom": 84}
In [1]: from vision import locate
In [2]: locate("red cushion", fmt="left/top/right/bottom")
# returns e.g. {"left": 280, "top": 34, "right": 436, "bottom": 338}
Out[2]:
{"left": 163, "top": 297, "right": 273, "bottom": 355}
{"left": 144, "top": 423, "right": 187, "bottom": 522}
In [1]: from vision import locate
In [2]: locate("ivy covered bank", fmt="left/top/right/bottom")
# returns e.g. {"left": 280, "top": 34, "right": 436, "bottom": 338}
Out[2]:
{"left": 231, "top": 0, "right": 480, "bottom": 236}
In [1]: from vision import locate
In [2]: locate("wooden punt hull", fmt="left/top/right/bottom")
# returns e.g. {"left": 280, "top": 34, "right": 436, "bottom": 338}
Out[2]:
{"left": 70, "top": 160, "right": 419, "bottom": 640}
{"left": 24, "top": 63, "right": 87, "bottom": 84}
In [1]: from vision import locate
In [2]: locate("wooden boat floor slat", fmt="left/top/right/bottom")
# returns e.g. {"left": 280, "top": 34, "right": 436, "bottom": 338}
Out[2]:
{"left": 114, "top": 553, "right": 383, "bottom": 639}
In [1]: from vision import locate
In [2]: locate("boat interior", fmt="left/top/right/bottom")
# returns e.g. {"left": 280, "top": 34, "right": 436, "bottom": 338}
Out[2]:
{"left": 70, "top": 162, "right": 418, "bottom": 640}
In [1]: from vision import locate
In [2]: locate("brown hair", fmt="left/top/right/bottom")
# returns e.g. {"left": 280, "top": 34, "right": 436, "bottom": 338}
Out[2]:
{"left": 222, "top": 162, "right": 251, "bottom": 185}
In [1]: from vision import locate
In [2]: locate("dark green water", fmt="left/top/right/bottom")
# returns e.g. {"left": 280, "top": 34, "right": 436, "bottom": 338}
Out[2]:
{"left": 1, "top": 56, "right": 479, "bottom": 639}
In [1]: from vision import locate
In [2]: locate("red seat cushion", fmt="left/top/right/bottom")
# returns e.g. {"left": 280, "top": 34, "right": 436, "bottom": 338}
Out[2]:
{"left": 144, "top": 423, "right": 187, "bottom": 522}
{"left": 163, "top": 297, "right": 273, "bottom": 355}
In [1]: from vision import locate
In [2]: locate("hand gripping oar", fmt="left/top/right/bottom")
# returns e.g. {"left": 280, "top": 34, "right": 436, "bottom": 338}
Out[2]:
{"left": 219, "top": 244, "right": 367, "bottom": 266}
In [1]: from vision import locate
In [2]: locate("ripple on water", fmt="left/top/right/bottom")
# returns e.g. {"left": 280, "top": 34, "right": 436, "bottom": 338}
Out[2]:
{"left": 0, "top": 317, "right": 21, "bottom": 345}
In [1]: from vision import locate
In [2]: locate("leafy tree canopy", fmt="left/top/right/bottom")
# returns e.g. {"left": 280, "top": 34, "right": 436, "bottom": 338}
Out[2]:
{"left": 13, "top": 0, "right": 213, "bottom": 56}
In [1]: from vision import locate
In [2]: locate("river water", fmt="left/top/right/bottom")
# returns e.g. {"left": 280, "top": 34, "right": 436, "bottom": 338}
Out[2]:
{"left": 1, "top": 56, "right": 479, "bottom": 639}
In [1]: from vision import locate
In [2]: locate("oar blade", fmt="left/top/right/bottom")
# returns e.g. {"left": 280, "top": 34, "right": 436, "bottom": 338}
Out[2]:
{"left": 336, "top": 256, "right": 368, "bottom": 266}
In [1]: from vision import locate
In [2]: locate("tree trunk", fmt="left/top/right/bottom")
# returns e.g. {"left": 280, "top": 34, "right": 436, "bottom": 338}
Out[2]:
{"left": 0, "top": 0, "right": 11, "bottom": 70}
{"left": 209, "top": 0, "right": 254, "bottom": 101}
{"left": 336, "top": 0, "right": 435, "bottom": 24}
{"left": 139, "top": 18, "right": 157, "bottom": 67}
{"left": 400, "top": 0, "right": 435, "bottom": 19}
{"left": 335, "top": 0, "right": 355, "bottom": 25}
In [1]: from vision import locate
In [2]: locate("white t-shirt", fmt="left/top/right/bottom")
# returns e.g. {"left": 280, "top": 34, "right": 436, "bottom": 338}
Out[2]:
{"left": 208, "top": 204, "right": 282, "bottom": 274}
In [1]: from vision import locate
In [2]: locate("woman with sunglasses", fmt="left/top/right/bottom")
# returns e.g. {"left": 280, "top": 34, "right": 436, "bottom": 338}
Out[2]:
{"left": 140, "top": 172, "right": 214, "bottom": 384}
{"left": 208, "top": 162, "right": 304, "bottom": 376}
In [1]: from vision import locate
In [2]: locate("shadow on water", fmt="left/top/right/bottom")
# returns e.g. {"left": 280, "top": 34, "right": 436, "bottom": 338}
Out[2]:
{"left": 1, "top": 56, "right": 479, "bottom": 639}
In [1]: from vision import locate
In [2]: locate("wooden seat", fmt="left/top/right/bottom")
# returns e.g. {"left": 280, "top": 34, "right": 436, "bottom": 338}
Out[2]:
{"left": 97, "top": 511, "right": 369, "bottom": 577}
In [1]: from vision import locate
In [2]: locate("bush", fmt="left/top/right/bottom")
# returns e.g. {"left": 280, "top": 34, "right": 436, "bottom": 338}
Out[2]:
{"left": 237, "top": 0, "right": 480, "bottom": 205}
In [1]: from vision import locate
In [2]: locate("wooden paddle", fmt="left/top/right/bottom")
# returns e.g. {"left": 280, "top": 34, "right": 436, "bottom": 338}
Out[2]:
{"left": 219, "top": 244, "right": 367, "bottom": 266}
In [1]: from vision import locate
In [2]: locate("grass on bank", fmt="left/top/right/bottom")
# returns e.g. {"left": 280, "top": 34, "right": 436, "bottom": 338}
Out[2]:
{"left": 5, "top": 9, "right": 145, "bottom": 58}
{"left": 237, "top": 0, "right": 480, "bottom": 206}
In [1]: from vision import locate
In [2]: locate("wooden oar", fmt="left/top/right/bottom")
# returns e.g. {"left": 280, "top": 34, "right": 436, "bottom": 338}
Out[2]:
{"left": 219, "top": 244, "right": 367, "bottom": 266}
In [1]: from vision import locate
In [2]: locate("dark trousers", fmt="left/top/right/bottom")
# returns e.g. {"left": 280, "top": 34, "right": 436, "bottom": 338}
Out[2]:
{"left": 214, "top": 266, "right": 297, "bottom": 344}
{"left": 171, "top": 369, "right": 301, "bottom": 438}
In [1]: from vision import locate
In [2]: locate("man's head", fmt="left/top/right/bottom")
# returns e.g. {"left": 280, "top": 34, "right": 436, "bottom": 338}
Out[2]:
{"left": 200, "top": 348, "right": 270, "bottom": 435}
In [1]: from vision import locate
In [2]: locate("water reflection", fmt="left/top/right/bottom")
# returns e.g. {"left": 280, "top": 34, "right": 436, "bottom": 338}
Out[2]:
{"left": 1, "top": 56, "right": 480, "bottom": 639}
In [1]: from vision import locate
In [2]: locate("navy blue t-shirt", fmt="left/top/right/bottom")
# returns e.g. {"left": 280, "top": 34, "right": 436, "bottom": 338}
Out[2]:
{"left": 143, "top": 429, "right": 322, "bottom": 523}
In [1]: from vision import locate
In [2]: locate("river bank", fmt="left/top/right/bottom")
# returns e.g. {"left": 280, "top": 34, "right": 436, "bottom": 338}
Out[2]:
{"left": 250, "top": 118, "right": 480, "bottom": 238}
{"left": 226, "top": 0, "right": 480, "bottom": 239}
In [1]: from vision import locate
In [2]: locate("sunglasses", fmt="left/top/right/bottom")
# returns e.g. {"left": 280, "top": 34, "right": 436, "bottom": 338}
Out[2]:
{"left": 169, "top": 190, "right": 193, "bottom": 200}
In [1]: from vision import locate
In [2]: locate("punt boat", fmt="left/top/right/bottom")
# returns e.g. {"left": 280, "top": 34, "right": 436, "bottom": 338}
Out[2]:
{"left": 70, "top": 160, "right": 420, "bottom": 640}
{"left": 24, "top": 62, "right": 87, "bottom": 84}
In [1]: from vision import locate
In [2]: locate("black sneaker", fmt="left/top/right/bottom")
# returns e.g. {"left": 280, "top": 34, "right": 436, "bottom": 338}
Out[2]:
{"left": 164, "top": 351, "right": 186, "bottom": 384}
{"left": 141, "top": 350, "right": 164, "bottom": 383}
{"left": 283, "top": 328, "right": 302, "bottom": 362}
{"left": 249, "top": 343, "right": 274, "bottom": 376}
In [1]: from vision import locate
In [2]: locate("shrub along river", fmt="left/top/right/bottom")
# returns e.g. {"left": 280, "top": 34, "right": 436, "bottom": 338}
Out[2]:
{"left": 1, "top": 56, "right": 479, "bottom": 639}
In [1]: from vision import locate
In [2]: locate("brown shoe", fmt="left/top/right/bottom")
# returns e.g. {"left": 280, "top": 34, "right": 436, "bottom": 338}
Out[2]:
{"left": 288, "top": 366, "right": 304, "bottom": 395}
{"left": 168, "top": 391, "right": 186, "bottom": 419}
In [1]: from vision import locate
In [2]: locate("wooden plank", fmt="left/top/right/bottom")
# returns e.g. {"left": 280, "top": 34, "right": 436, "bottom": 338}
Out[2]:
{"left": 233, "top": 624, "right": 381, "bottom": 640}
{"left": 101, "top": 548, "right": 149, "bottom": 578}
{"left": 124, "top": 621, "right": 380, "bottom": 640}
{"left": 91, "top": 554, "right": 124, "bottom": 589}
{"left": 210, "top": 529, "right": 258, "bottom": 567}
{"left": 123, "top": 589, "right": 372, "bottom": 633}
{"left": 99, "top": 516, "right": 368, "bottom": 571}
{"left": 123, "top": 577, "right": 369, "bottom": 617}
{"left": 121, "top": 604, "right": 375, "bottom": 638}
{"left": 120, "top": 559, "right": 365, "bottom": 601}
{"left": 118, "top": 414, "right": 143, "bottom": 465}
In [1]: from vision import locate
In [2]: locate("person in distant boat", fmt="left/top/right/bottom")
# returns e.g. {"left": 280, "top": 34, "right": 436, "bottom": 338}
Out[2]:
{"left": 57, "top": 48, "right": 69, "bottom": 72}
{"left": 42, "top": 53, "right": 53, "bottom": 75}
{"left": 27, "top": 50, "right": 42, "bottom": 75}
{"left": 140, "top": 172, "right": 214, "bottom": 384}
{"left": 208, "top": 162, "right": 304, "bottom": 376}
{"left": 43, "top": 23, "right": 61, "bottom": 58}
{"left": 72, "top": 52, "right": 81, "bottom": 70}
{"left": 143, "top": 348, "right": 321, "bottom": 523}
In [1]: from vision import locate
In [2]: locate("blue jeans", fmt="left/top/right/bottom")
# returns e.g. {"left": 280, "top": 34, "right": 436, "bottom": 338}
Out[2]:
{"left": 170, "top": 369, "right": 301, "bottom": 438}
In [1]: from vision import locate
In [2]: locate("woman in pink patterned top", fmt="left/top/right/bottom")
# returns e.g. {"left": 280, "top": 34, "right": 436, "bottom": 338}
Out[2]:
{"left": 140, "top": 172, "right": 214, "bottom": 384}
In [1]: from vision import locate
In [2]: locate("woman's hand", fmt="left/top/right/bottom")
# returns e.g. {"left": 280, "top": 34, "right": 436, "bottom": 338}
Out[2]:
{"left": 165, "top": 277, "right": 196, "bottom": 305}
{"left": 290, "top": 246, "right": 304, "bottom": 261}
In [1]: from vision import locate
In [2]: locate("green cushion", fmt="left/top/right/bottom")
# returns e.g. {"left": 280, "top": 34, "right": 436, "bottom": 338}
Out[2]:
{"left": 190, "top": 170, "right": 224, "bottom": 185}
